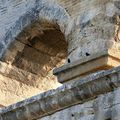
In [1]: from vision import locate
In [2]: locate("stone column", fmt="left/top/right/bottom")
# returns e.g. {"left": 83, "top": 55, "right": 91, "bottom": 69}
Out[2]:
{"left": 54, "top": 0, "right": 120, "bottom": 84}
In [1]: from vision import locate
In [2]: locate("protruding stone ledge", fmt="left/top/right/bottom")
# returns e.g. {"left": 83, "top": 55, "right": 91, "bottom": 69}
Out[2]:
{"left": 0, "top": 66, "right": 120, "bottom": 120}
{"left": 53, "top": 50, "right": 120, "bottom": 83}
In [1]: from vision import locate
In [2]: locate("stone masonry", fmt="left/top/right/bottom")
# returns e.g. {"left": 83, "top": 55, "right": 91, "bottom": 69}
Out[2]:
{"left": 0, "top": 66, "right": 120, "bottom": 120}
{"left": 0, "top": 0, "right": 69, "bottom": 106}
{"left": 0, "top": 0, "right": 120, "bottom": 120}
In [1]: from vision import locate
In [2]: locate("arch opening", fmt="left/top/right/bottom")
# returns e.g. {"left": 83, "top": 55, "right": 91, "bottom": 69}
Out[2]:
{"left": 0, "top": 0, "right": 70, "bottom": 106}
{"left": 2, "top": 20, "right": 67, "bottom": 90}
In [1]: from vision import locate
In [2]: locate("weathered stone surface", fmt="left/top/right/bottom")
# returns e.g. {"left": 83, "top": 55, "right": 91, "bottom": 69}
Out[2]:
{"left": 0, "top": 73, "right": 41, "bottom": 106}
{"left": 66, "top": 0, "right": 120, "bottom": 63}
{"left": 0, "top": 0, "right": 70, "bottom": 58}
{"left": 1, "top": 0, "right": 120, "bottom": 63}
{"left": 0, "top": 20, "right": 68, "bottom": 106}
{"left": 0, "top": 0, "right": 69, "bottom": 106}
{"left": 0, "top": 60, "right": 62, "bottom": 106}
{"left": 0, "top": 0, "right": 120, "bottom": 119}
{"left": 0, "top": 66, "right": 120, "bottom": 120}
{"left": 54, "top": 50, "right": 120, "bottom": 83}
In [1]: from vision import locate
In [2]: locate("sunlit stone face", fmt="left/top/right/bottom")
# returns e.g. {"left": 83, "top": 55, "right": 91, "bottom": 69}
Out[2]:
{"left": 0, "top": 21, "right": 67, "bottom": 106}
{"left": 67, "top": 0, "right": 120, "bottom": 62}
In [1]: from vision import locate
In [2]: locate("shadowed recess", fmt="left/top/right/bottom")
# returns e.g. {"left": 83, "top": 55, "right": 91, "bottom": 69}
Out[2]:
{"left": 2, "top": 20, "right": 67, "bottom": 88}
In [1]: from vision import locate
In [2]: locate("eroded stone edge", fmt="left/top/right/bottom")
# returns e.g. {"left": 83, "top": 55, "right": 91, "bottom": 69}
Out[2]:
{"left": 0, "top": 66, "right": 120, "bottom": 119}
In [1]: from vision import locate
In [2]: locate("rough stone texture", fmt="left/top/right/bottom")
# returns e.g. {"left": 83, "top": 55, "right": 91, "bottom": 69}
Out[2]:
{"left": 40, "top": 89, "right": 120, "bottom": 120}
{"left": 39, "top": 90, "right": 120, "bottom": 120}
{"left": 0, "top": 61, "right": 61, "bottom": 89}
{"left": 0, "top": 66, "right": 120, "bottom": 120}
{"left": 54, "top": 50, "right": 120, "bottom": 83}
{"left": 0, "top": 20, "right": 67, "bottom": 106}
{"left": 0, "top": 1, "right": 120, "bottom": 120}
{"left": 0, "top": 60, "right": 62, "bottom": 106}
{"left": 0, "top": 0, "right": 120, "bottom": 62}
{"left": 0, "top": 0, "right": 70, "bottom": 58}
{"left": 0, "top": 0, "right": 70, "bottom": 106}
{"left": 56, "top": 0, "right": 82, "bottom": 18}
{"left": 66, "top": 0, "right": 120, "bottom": 62}
{"left": 1, "top": 23, "right": 67, "bottom": 102}
{"left": 0, "top": 73, "right": 41, "bottom": 106}
{"left": 3, "top": 0, "right": 120, "bottom": 63}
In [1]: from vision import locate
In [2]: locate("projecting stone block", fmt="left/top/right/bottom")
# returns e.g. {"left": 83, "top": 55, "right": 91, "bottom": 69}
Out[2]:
{"left": 53, "top": 50, "right": 120, "bottom": 83}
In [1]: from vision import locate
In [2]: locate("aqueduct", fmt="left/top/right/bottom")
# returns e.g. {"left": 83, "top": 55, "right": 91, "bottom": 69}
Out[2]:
{"left": 0, "top": 0, "right": 120, "bottom": 120}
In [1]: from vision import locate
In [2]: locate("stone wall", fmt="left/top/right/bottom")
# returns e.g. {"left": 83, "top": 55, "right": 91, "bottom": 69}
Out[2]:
{"left": 0, "top": 0, "right": 88, "bottom": 106}
{"left": 56, "top": 0, "right": 81, "bottom": 17}
{"left": 0, "top": 0, "right": 70, "bottom": 57}
{"left": 0, "top": 61, "right": 62, "bottom": 106}
{"left": 0, "top": 0, "right": 70, "bottom": 106}
{"left": 1, "top": 0, "right": 120, "bottom": 62}
{"left": 0, "top": 66, "right": 120, "bottom": 120}
{"left": 39, "top": 89, "right": 120, "bottom": 120}
{"left": 0, "top": 0, "right": 120, "bottom": 114}
{"left": 66, "top": 0, "right": 120, "bottom": 62}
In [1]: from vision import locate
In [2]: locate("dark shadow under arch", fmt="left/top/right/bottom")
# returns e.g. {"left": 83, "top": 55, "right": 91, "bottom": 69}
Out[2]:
{"left": 2, "top": 20, "right": 68, "bottom": 89}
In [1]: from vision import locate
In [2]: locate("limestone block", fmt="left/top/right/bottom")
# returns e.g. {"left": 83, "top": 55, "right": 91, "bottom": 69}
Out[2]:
{"left": 66, "top": 0, "right": 120, "bottom": 63}
{"left": 0, "top": 74, "right": 41, "bottom": 106}
{"left": 0, "top": 67, "right": 120, "bottom": 119}
{"left": 54, "top": 50, "right": 120, "bottom": 83}
{"left": 0, "top": 0, "right": 70, "bottom": 58}
{"left": 111, "top": 104, "right": 120, "bottom": 120}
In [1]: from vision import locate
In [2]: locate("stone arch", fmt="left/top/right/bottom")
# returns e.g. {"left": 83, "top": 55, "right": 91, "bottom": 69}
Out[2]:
{"left": 1, "top": 0, "right": 70, "bottom": 58}
{"left": 0, "top": 0, "right": 70, "bottom": 105}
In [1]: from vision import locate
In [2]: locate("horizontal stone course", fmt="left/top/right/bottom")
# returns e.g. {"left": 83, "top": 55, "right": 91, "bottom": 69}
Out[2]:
{"left": 0, "top": 66, "right": 120, "bottom": 120}
{"left": 53, "top": 50, "right": 120, "bottom": 83}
